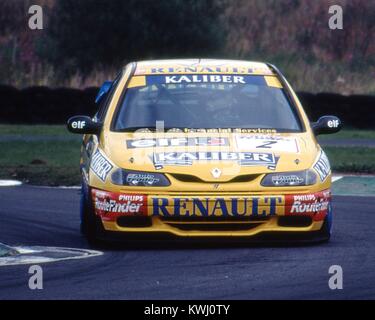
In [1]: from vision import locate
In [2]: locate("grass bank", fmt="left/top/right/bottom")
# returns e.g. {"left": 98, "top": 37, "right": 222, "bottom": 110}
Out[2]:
{"left": 0, "top": 125, "right": 81, "bottom": 185}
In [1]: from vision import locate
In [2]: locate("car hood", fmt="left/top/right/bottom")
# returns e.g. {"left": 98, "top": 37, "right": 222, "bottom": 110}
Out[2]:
{"left": 101, "top": 131, "right": 320, "bottom": 183}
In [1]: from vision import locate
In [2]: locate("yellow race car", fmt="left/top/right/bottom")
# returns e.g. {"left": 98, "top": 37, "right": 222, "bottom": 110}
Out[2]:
{"left": 67, "top": 59, "right": 342, "bottom": 244}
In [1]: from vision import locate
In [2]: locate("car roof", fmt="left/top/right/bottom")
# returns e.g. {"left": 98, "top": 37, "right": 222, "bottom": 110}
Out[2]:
{"left": 132, "top": 59, "right": 275, "bottom": 76}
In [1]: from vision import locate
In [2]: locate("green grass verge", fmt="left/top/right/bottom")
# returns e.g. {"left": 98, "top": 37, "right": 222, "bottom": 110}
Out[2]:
{"left": 0, "top": 125, "right": 82, "bottom": 185}
{"left": 0, "top": 124, "right": 71, "bottom": 136}
{"left": 324, "top": 147, "right": 375, "bottom": 174}
{"left": 318, "top": 130, "right": 375, "bottom": 140}
{"left": 0, "top": 140, "right": 81, "bottom": 186}
{"left": 0, "top": 126, "right": 374, "bottom": 185}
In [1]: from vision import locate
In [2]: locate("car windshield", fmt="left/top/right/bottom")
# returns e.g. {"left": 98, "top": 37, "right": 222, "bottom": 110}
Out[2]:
{"left": 113, "top": 74, "right": 302, "bottom": 132}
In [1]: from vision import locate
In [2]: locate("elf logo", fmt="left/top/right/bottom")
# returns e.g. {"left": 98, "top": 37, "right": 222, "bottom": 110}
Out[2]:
{"left": 327, "top": 119, "right": 339, "bottom": 128}
{"left": 71, "top": 121, "right": 86, "bottom": 129}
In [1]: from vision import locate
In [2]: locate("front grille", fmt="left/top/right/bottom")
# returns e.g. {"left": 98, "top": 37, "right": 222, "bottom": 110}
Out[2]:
{"left": 161, "top": 216, "right": 269, "bottom": 232}
{"left": 170, "top": 173, "right": 203, "bottom": 183}
{"left": 117, "top": 216, "right": 152, "bottom": 228}
{"left": 166, "top": 223, "right": 262, "bottom": 232}
{"left": 170, "top": 173, "right": 260, "bottom": 183}
{"left": 229, "top": 174, "right": 261, "bottom": 183}
{"left": 278, "top": 216, "right": 312, "bottom": 227}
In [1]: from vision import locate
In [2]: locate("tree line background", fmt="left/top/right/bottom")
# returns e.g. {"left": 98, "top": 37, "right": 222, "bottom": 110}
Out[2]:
{"left": 0, "top": 0, "right": 374, "bottom": 95}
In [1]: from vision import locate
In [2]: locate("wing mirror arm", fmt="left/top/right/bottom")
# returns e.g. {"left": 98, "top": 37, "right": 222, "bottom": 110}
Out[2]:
{"left": 311, "top": 121, "right": 319, "bottom": 135}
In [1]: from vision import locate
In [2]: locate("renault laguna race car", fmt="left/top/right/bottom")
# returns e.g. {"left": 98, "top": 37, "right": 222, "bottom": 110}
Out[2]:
{"left": 67, "top": 59, "right": 342, "bottom": 244}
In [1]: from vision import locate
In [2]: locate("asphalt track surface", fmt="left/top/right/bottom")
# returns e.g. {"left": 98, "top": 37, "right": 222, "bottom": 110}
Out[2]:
{"left": 0, "top": 185, "right": 374, "bottom": 300}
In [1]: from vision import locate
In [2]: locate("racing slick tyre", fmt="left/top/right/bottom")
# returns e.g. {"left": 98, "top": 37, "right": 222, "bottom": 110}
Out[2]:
{"left": 80, "top": 182, "right": 106, "bottom": 246}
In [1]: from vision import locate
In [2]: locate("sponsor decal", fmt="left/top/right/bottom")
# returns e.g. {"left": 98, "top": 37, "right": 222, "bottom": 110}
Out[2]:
{"left": 135, "top": 65, "right": 274, "bottom": 76}
{"left": 71, "top": 120, "right": 86, "bottom": 129}
{"left": 285, "top": 190, "right": 331, "bottom": 221}
{"left": 327, "top": 119, "right": 340, "bottom": 128}
{"left": 313, "top": 150, "right": 331, "bottom": 181}
{"left": 126, "top": 137, "right": 229, "bottom": 149}
{"left": 151, "top": 196, "right": 283, "bottom": 217}
{"left": 271, "top": 174, "right": 304, "bottom": 185}
{"left": 165, "top": 75, "right": 246, "bottom": 84}
{"left": 91, "top": 189, "right": 330, "bottom": 221}
{"left": 92, "top": 189, "right": 147, "bottom": 220}
{"left": 151, "top": 151, "right": 278, "bottom": 170}
{"left": 90, "top": 149, "right": 113, "bottom": 182}
{"left": 182, "top": 128, "right": 278, "bottom": 134}
{"left": 235, "top": 135, "right": 299, "bottom": 153}
{"left": 152, "top": 191, "right": 329, "bottom": 219}
{"left": 289, "top": 199, "right": 329, "bottom": 214}
{"left": 126, "top": 173, "right": 161, "bottom": 185}
{"left": 127, "top": 74, "right": 276, "bottom": 89}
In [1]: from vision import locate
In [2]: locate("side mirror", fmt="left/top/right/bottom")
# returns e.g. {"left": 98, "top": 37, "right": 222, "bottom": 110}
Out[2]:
{"left": 95, "top": 81, "right": 112, "bottom": 104}
{"left": 312, "top": 115, "right": 342, "bottom": 135}
{"left": 67, "top": 116, "right": 102, "bottom": 134}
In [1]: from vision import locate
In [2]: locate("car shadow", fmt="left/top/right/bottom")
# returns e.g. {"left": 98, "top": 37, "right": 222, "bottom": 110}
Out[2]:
{"left": 89, "top": 237, "right": 328, "bottom": 251}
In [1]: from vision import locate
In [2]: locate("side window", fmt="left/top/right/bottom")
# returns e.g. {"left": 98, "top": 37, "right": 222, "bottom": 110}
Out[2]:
{"left": 95, "top": 94, "right": 110, "bottom": 121}
{"left": 95, "top": 72, "right": 122, "bottom": 122}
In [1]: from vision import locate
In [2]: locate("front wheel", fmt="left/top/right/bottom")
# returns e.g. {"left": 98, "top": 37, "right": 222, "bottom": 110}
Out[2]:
{"left": 80, "top": 183, "right": 105, "bottom": 246}
{"left": 319, "top": 203, "right": 333, "bottom": 242}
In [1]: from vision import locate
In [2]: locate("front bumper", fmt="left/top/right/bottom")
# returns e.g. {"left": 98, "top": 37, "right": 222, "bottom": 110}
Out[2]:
{"left": 91, "top": 188, "right": 331, "bottom": 238}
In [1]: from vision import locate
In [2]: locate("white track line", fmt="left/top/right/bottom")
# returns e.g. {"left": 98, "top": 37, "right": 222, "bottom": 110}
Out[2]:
{"left": 0, "top": 180, "right": 22, "bottom": 187}
{"left": 0, "top": 245, "right": 103, "bottom": 267}
{"left": 332, "top": 176, "right": 343, "bottom": 183}
{"left": 38, "top": 185, "right": 81, "bottom": 190}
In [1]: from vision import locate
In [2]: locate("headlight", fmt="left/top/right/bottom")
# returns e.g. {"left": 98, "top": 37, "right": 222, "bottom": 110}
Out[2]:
{"left": 261, "top": 170, "right": 317, "bottom": 187}
{"left": 111, "top": 169, "right": 170, "bottom": 187}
